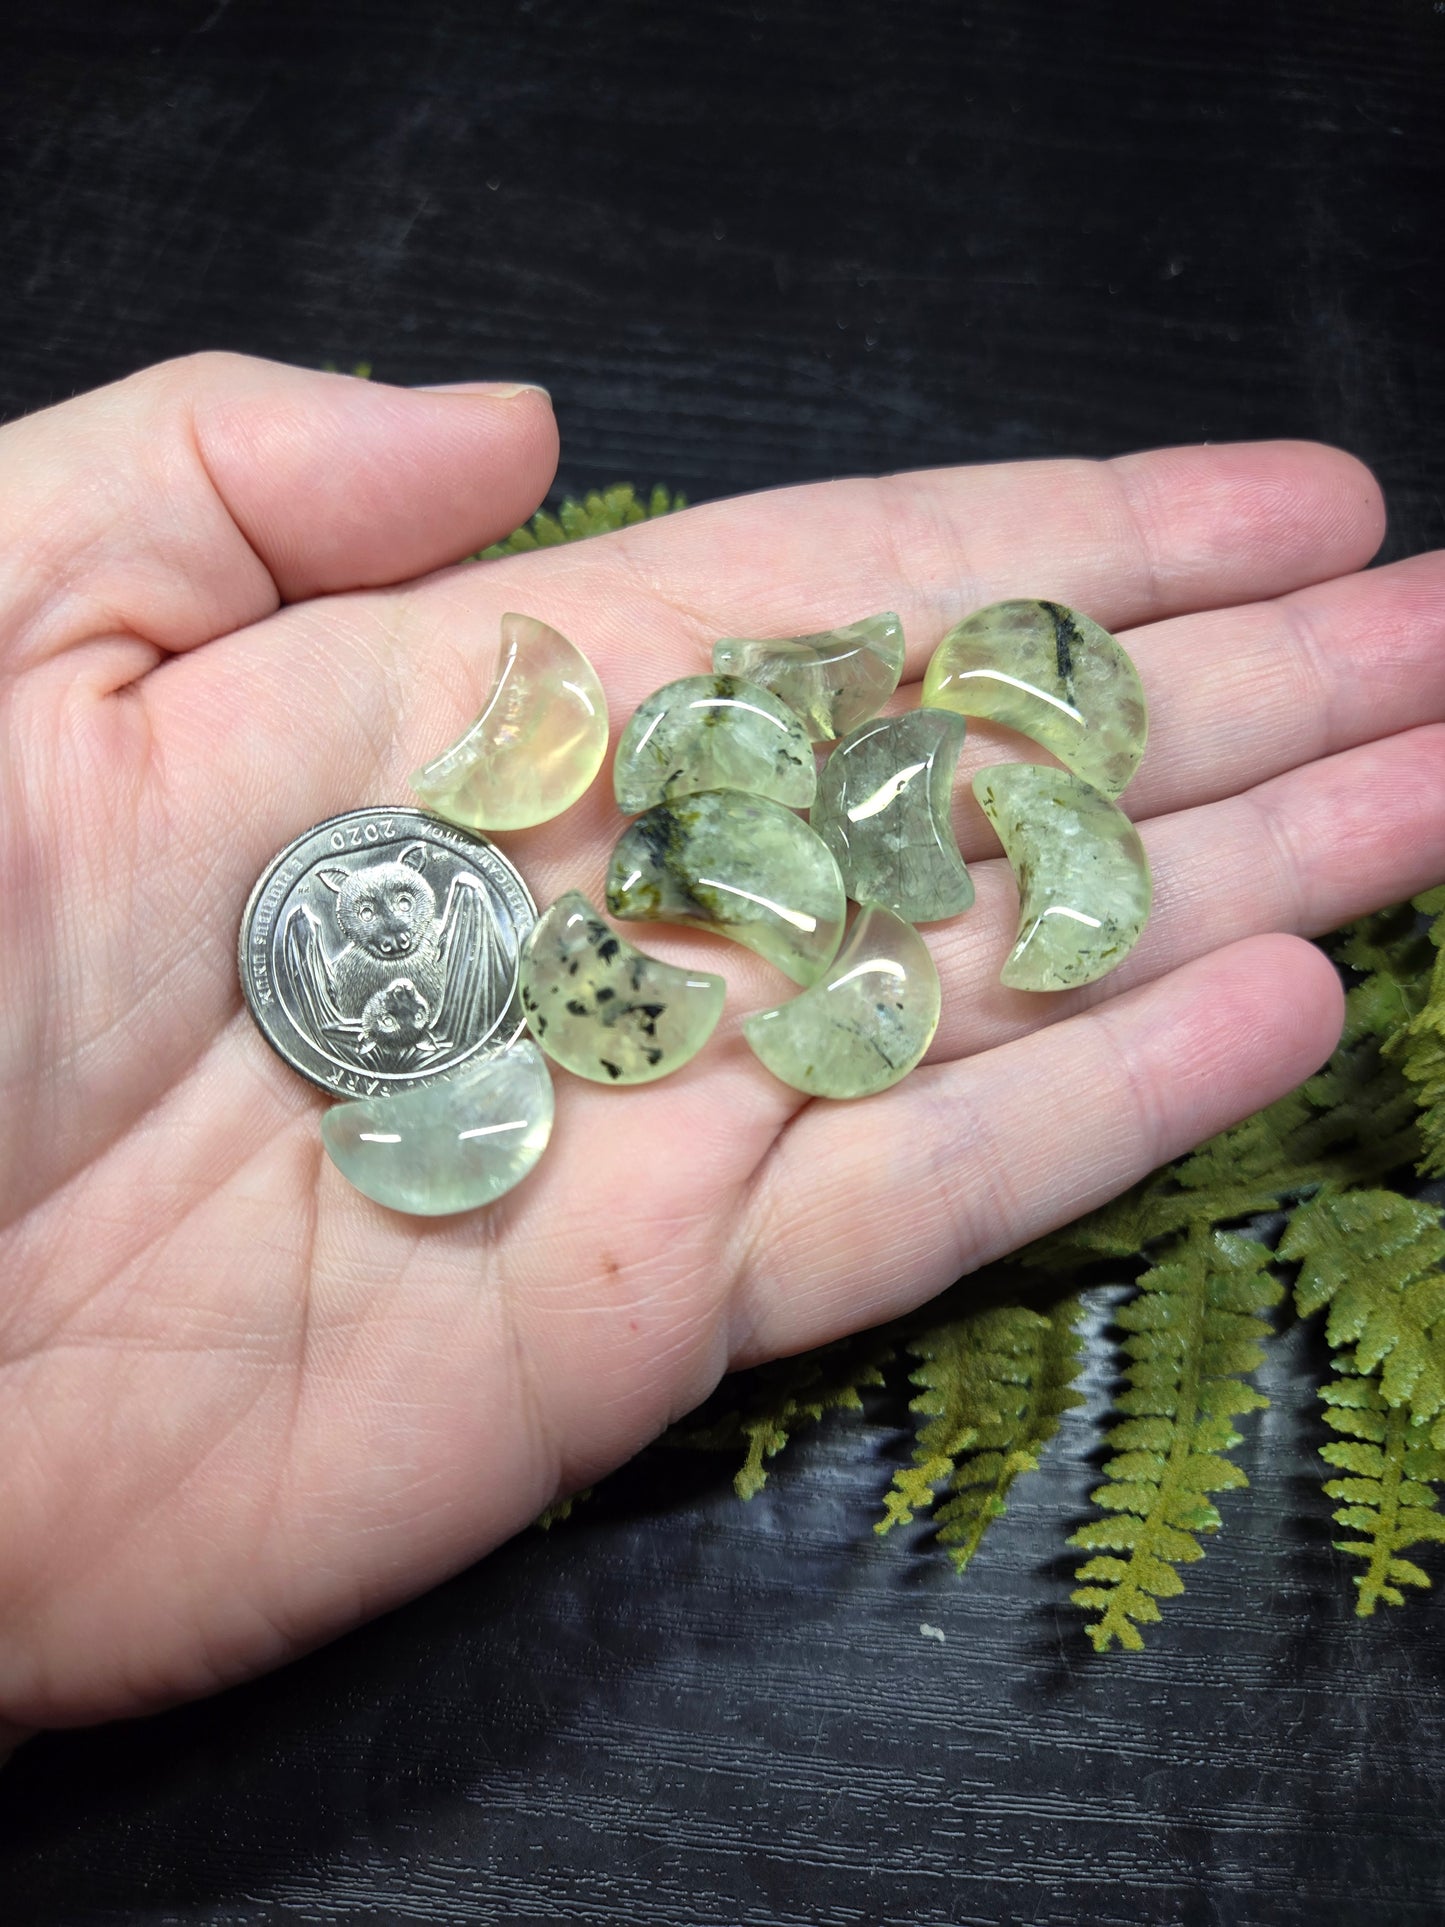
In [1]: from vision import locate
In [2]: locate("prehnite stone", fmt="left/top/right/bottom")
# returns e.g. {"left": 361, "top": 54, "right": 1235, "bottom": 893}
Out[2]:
{"left": 812, "top": 709, "right": 973, "bottom": 924}
{"left": 605, "top": 790, "right": 846, "bottom": 986}
{"left": 972, "top": 764, "right": 1152, "bottom": 991}
{"left": 744, "top": 902, "right": 941, "bottom": 1098}
{"left": 520, "top": 890, "right": 726, "bottom": 1084}
{"left": 711, "top": 613, "right": 906, "bottom": 741}
{"left": 320, "top": 1039, "right": 555, "bottom": 1215}
{"left": 613, "top": 673, "right": 816, "bottom": 814}
{"left": 923, "top": 599, "right": 1147, "bottom": 798}
{"left": 410, "top": 612, "right": 609, "bottom": 830}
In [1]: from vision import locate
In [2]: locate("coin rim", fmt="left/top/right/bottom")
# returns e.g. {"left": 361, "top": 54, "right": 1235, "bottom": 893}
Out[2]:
{"left": 237, "top": 806, "right": 538, "bottom": 1097}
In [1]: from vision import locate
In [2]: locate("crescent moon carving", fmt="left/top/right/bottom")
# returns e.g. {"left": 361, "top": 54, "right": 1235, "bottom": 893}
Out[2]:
{"left": 973, "top": 764, "right": 1152, "bottom": 991}
{"left": 925, "top": 599, "right": 1147, "bottom": 799}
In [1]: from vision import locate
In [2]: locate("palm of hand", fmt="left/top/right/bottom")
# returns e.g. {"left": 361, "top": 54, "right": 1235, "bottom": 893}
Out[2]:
{"left": 2, "top": 355, "right": 1442, "bottom": 1731}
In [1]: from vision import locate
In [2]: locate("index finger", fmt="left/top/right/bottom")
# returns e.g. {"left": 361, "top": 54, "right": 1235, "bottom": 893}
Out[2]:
{"left": 157, "top": 437, "right": 1384, "bottom": 863}
{"left": 439, "top": 436, "right": 1384, "bottom": 705}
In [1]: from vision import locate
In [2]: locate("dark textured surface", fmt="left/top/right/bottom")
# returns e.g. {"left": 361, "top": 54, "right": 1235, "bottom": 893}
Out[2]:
{"left": 3, "top": 0, "right": 1443, "bottom": 551}
{"left": 6, "top": 1311, "right": 1445, "bottom": 1925}
{"left": 2, "top": 2, "right": 1445, "bottom": 1922}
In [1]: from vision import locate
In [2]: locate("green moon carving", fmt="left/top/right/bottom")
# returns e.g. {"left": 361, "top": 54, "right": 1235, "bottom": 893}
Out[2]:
{"left": 973, "top": 763, "right": 1152, "bottom": 991}
{"left": 520, "top": 891, "right": 726, "bottom": 1083}
{"left": 320, "top": 1039, "right": 555, "bottom": 1215}
{"left": 924, "top": 599, "right": 1147, "bottom": 798}
{"left": 744, "top": 902, "right": 941, "bottom": 1098}
{"left": 811, "top": 708, "right": 973, "bottom": 924}
{"left": 605, "top": 789, "right": 846, "bottom": 986}
{"left": 411, "top": 612, "right": 609, "bottom": 830}
{"left": 613, "top": 673, "right": 816, "bottom": 814}
{"left": 712, "top": 613, "right": 906, "bottom": 741}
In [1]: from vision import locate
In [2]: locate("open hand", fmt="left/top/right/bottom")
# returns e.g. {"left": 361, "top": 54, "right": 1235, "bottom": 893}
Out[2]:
{"left": 3, "top": 354, "right": 1442, "bottom": 1733}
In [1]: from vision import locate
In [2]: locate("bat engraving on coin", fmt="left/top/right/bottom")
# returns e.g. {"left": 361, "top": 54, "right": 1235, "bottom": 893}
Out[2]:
{"left": 239, "top": 809, "right": 536, "bottom": 1095}
{"left": 281, "top": 842, "right": 504, "bottom": 1070}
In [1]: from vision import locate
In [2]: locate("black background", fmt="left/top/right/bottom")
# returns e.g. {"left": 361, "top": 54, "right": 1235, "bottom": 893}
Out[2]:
{"left": 2, "top": 3, "right": 1444, "bottom": 1922}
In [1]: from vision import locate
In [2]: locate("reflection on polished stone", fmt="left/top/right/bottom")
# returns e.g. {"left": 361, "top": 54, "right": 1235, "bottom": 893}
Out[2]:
{"left": 972, "top": 763, "right": 1152, "bottom": 991}
{"left": 744, "top": 902, "right": 941, "bottom": 1097}
{"left": 812, "top": 708, "right": 973, "bottom": 924}
{"left": 605, "top": 789, "right": 845, "bottom": 985}
{"left": 521, "top": 891, "right": 725, "bottom": 1083}
{"left": 924, "top": 599, "right": 1146, "bottom": 797}
{"left": 712, "top": 613, "right": 906, "bottom": 741}
{"left": 411, "top": 612, "right": 608, "bottom": 830}
{"left": 613, "top": 673, "right": 816, "bottom": 813}
{"left": 320, "top": 1039, "right": 554, "bottom": 1214}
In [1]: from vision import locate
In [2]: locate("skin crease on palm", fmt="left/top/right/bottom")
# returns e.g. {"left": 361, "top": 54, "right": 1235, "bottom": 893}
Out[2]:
{"left": 3, "top": 355, "right": 1445, "bottom": 1755}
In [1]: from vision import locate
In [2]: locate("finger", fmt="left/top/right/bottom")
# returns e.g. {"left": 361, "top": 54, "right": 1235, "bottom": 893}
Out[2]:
{"left": 922, "top": 721, "right": 1445, "bottom": 1062}
{"left": 421, "top": 435, "right": 1385, "bottom": 703}
{"left": 929, "top": 548, "right": 1445, "bottom": 860}
{"left": 728, "top": 934, "right": 1343, "bottom": 1363}
{"left": 157, "top": 547, "right": 1445, "bottom": 1062}
{"left": 947, "top": 547, "right": 1445, "bottom": 843}
{"left": 145, "top": 438, "right": 1386, "bottom": 874}
{"left": 163, "top": 436, "right": 1384, "bottom": 779}
{"left": 0, "top": 353, "right": 557, "bottom": 676}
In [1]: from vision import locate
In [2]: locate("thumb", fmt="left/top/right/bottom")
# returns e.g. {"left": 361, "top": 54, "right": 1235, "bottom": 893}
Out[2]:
{"left": 0, "top": 352, "right": 558, "bottom": 672}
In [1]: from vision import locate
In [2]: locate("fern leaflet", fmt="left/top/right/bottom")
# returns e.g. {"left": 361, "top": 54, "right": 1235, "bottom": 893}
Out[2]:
{"left": 1281, "top": 1188, "right": 1445, "bottom": 1436}
{"left": 481, "top": 483, "right": 683, "bottom": 557}
{"left": 1319, "top": 1372, "right": 1445, "bottom": 1613}
{"left": 677, "top": 1334, "right": 894, "bottom": 1499}
{"left": 876, "top": 1300, "right": 1084, "bottom": 1568}
{"left": 1389, "top": 890, "right": 1445, "bottom": 1177}
{"left": 537, "top": 1488, "right": 593, "bottom": 1530}
{"left": 1026, "top": 917, "right": 1426, "bottom": 1277}
{"left": 1327, "top": 898, "right": 1435, "bottom": 1047}
{"left": 1070, "top": 1227, "right": 1279, "bottom": 1651}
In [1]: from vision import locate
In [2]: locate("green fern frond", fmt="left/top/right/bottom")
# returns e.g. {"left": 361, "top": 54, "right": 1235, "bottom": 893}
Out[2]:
{"left": 1157, "top": 1040, "right": 1417, "bottom": 1225}
{"left": 1070, "top": 1227, "right": 1280, "bottom": 1651}
{"left": 1028, "top": 1045, "right": 1418, "bottom": 1277}
{"left": 1326, "top": 899, "right": 1435, "bottom": 1046}
{"left": 1388, "top": 889, "right": 1445, "bottom": 1176}
{"left": 1288, "top": 1036, "right": 1420, "bottom": 1177}
{"left": 481, "top": 483, "right": 684, "bottom": 558}
{"left": 1281, "top": 1188, "right": 1445, "bottom": 1433}
{"left": 1021, "top": 1184, "right": 1161, "bottom": 1269}
{"left": 537, "top": 1488, "right": 593, "bottom": 1530}
{"left": 1028, "top": 910, "right": 1431, "bottom": 1280}
{"left": 1167, "top": 1090, "right": 1323, "bottom": 1221}
{"left": 1319, "top": 1373, "right": 1445, "bottom": 1613}
{"left": 676, "top": 1333, "right": 894, "bottom": 1499}
{"left": 876, "top": 1299, "right": 1084, "bottom": 1568}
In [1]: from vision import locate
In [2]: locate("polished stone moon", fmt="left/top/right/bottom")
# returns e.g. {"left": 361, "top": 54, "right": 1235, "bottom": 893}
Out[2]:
{"left": 973, "top": 764, "right": 1152, "bottom": 990}
{"left": 812, "top": 709, "right": 973, "bottom": 924}
{"left": 712, "top": 613, "right": 906, "bottom": 741}
{"left": 613, "top": 673, "right": 816, "bottom": 813}
{"left": 923, "top": 599, "right": 1147, "bottom": 798}
{"left": 744, "top": 902, "right": 941, "bottom": 1098}
{"left": 411, "top": 612, "right": 609, "bottom": 830}
{"left": 520, "top": 890, "right": 726, "bottom": 1083}
{"left": 321, "top": 1038, "right": 555, "bottom": 1215}
{"left": 605, "top": 790, "right": 846, "bottom": 985}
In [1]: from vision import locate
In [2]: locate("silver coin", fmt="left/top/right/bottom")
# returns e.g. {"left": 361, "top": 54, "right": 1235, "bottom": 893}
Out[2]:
{"left": 238, "top": 807, "right": 537, "bottom": 1097}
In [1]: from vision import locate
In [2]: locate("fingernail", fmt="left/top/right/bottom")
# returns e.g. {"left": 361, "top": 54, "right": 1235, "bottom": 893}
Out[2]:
{"left": 415, "top": 380, "right": 551, "bottom": 402}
